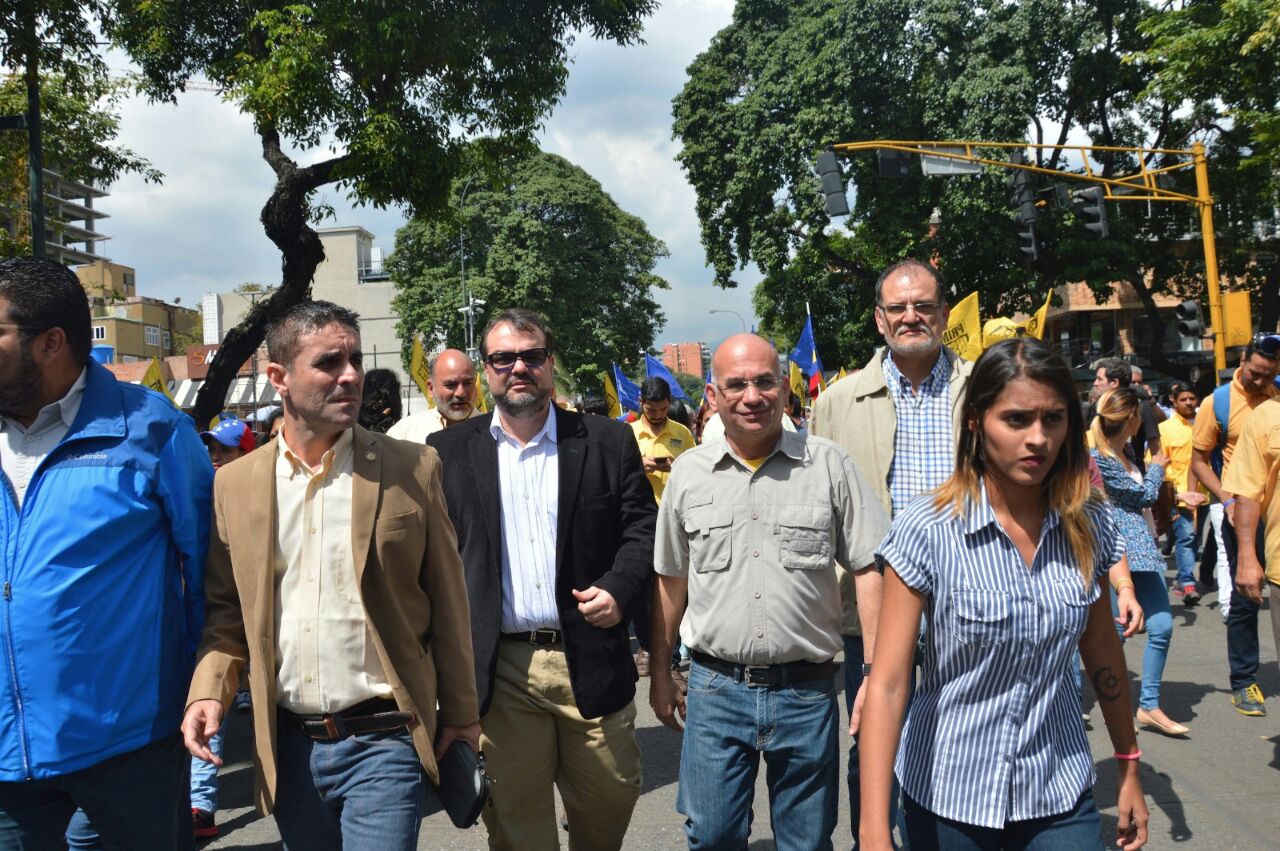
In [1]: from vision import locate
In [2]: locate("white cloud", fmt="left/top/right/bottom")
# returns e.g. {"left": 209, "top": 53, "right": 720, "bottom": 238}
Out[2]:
{"left": 104, "top": 0, "right": 758, "bottom": 347}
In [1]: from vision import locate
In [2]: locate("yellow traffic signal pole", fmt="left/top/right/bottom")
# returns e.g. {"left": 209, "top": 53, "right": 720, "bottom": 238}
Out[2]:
{"left": 1192, "top": 142, "right": 1228, "bottom": 376}
{"left": 832, "top": 140, "right": 1228, "bottom": 381}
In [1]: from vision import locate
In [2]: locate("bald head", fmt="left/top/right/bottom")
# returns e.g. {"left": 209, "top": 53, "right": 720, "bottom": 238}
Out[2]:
{"left": 709, "top": 334, "right": 784, "bottom": 453}
{"left": 430, "top": 348, "right": 478, "bottom": 422}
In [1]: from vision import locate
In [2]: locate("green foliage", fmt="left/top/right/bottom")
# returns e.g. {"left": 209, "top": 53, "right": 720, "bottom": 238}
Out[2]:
{"left": 672, "top": 371, "right": 706, "bottom": 400}
{"left": 389, "top": 150, "right": 670, "bottom": 391}
{"left": 674, "top": 0, "right": 1279, "bottom": 373}
{"left": 0, "top": 71, "right": 160, "bottom": 257}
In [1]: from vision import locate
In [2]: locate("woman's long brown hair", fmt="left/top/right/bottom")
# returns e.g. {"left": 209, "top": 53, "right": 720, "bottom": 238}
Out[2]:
{"left": 933, "top": 338, "right": 1100, "bottom": 588}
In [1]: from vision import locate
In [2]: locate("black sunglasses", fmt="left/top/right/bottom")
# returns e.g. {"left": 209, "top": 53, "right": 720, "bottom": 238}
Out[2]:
{"left": 485, "top": 348, "right": 550, "bottom": 369}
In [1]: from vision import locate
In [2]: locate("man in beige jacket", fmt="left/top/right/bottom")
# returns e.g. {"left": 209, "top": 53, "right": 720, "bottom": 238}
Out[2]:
{"left": 182, "top": 301, "right": 480, "bottom": 850}
{"left": 809, "top": 259, "right": 972, "bottom": 843}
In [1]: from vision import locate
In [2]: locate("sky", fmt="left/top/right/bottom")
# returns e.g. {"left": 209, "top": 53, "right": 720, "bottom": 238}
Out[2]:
{"left": 103, "top": 0, "right": 761, "bottom": 353}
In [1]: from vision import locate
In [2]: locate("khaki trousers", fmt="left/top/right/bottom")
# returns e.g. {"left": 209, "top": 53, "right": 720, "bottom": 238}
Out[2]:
{"left": 480, "top": 640, "right": 642, "bottom": 851}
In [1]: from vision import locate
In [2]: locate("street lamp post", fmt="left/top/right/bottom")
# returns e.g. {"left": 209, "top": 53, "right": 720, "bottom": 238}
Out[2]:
{"left": 458, "top": 177, "right": 485, "bottom": 363}
{"left": 709, "top": 309, "right": 747, "bottom": 333}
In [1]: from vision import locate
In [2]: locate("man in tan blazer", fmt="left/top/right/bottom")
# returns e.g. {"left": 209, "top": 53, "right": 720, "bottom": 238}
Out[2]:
{"left": 181, "top": 301, "right": 480, "bottom": 850}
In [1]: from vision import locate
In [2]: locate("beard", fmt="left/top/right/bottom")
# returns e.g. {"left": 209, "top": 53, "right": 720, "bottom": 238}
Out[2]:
{"left": 438, "top": 398, "right": 474, "bottom": 422}
{"left": 494, "top": 382, "right": 552, "bottom": 418}
{"left": 0, "top": 343, "right": 43, "bottom": 420}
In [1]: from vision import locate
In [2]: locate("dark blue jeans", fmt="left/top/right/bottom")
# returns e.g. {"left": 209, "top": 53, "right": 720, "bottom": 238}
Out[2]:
{"left": 1170, "top": 508, "right": 1198, "bottom": 587}
{"left": 0, "top": 734, "right": 192, "bottom": 851}
{"left": 678, "top": 661, "right": 839, "bottom": 850}
{"left": 273, "top": 711, "right": 428, "bottom": 851}
{"left": 1223, "top": 519, "right": 1267, "bottom": 691}
{"left": 902, "top": 789, "right": 1104, "bottom": 850}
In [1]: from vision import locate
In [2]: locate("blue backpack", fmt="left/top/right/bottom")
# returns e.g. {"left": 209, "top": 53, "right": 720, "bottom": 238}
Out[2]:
{"left": 1210, "top": 382, "right": 1232, "bottom": 477}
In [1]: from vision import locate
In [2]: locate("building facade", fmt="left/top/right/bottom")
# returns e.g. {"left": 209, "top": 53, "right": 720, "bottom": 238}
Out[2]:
{"left": 76, "top": 260, "right": 200, "bottom": 363}
{"left": 662, "top": 341, "right": 709, "bottom": 381}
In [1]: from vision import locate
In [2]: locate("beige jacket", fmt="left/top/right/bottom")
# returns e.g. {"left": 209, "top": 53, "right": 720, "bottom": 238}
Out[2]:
{"left": 187, "top": 426, "right": 479, "bottom": 814}
{"left": 810, "top": 346, "right": 972, "bottom": 635}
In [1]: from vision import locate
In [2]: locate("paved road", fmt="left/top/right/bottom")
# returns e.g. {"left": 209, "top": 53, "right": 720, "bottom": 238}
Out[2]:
{"left": 203, "top": 578, "right": 1278, "bottom": 850}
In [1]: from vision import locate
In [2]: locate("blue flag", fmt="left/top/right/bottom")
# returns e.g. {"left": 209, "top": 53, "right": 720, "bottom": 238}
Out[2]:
{"left": 790, "top": 315, "right": 824, "bottom": 378}
{"left": 612, "top": 364, "right": 641, "bottom": 412}
{"left": 644, "top": 354, "right": 690, "bottom": 400}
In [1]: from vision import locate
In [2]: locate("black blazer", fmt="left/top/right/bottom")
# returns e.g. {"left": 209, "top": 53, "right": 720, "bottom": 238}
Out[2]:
{"left": 427, "top": 407, "right": 656, "bottom": 719}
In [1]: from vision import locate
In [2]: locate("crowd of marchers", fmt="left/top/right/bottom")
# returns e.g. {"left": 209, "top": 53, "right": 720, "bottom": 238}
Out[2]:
{"left": 0, "top": 254, "right": 1278, "bottom": 851}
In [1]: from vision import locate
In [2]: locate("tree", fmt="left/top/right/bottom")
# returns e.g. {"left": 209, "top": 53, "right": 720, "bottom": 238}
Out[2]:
{"left": 673, "top": 0, "right": 1274, "bottom": 377}
{"left": 2, "top": 0, "right": 158, "bottom": 257}
{"left": 389, "top": 150, "right": 669, "bottom": 391}
{"left": 108, "top": 0, "right": 657, "bottom": 424}
{"left": 1139, "top": 0, "right": 1280, "bottom": 331}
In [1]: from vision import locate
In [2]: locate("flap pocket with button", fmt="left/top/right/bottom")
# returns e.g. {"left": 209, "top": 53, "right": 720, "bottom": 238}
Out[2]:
{"left": 685, "top": 507, "right": 733, "bottom": 573}
{"left": 950, "top": 589, "right": 1013, "bottom": 646}
{"left": 778, "top": 505, "right": 833, "bottom": 570}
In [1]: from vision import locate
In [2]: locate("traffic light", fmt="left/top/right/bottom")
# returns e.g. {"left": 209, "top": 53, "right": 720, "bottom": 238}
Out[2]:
{"left": 1071, "top": 186, "right": 1110, "bottom": 239}
{"left": 815, "top": 149, "right": 850, "bottom": 217}
{"left": 1175, "top": 300, "right": 1204, "bottom": 337}
{"left": 1016, "top": 222, "right": 1038, "bottom": 261}
{"left": 1007, "top": 154, "right": 1037, "bottom": 262}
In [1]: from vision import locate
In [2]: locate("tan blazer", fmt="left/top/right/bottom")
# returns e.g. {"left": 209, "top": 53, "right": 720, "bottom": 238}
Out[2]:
{"left": 187, "top": 426, "right": 479, "bottom": 815}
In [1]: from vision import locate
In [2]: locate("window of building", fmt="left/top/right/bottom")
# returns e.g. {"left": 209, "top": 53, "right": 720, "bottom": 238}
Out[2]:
{"left": 145, "top": 326, "right": 160, "bottom": 347}
{"left": 92, "top": 326, "right": 106, "bottom": 341}
{"left": 163, "top": 330, "right": 172, "bottom": 350}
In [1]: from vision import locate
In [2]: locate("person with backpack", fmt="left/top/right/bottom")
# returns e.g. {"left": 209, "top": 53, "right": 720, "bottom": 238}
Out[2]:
{"left": 1188, "top": 336, "right": 1280, "bottom": 716}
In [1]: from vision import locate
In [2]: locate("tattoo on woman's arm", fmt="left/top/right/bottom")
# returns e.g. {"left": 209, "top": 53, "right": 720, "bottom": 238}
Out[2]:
{"left": 1091, "top": 667, "right": 1122, "bottom": 702}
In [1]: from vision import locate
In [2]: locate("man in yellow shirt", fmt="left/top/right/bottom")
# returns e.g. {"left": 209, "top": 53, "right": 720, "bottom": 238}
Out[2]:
{"left": 1158, "top": 383, "right": 1208, "bottom": 604}
{"left": 1189, "top": 336, "right": 1280, "bottom": 716}
{"left": 629, "top": 377, "right": 694, "bottom": 676}
{"left": 1223, "top": 385, "right": 1280, "bottom": 706}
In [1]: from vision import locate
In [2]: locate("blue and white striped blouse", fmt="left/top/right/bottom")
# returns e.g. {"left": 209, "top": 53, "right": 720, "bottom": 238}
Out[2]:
{"left": 876, "top": 485, "right": 1124, "bottom": 829}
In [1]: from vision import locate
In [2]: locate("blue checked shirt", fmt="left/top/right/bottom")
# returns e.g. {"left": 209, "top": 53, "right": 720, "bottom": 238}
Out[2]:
{"left": 876, "top": 486, "right": 1125, "bottom": 829}
{"left": 883, "top": 352, "right": 954, "bottom": 516}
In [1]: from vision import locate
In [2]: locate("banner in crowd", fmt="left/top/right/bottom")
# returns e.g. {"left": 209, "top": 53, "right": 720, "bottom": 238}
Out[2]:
{"left": 409, "top": 337, "right": 433, "bottom": 407}
{"left": 611, "top": 363, "right": 641, "bottom": 413}
{"left": 644, "top": 354, "right": 690, "bottom": 400}
{"left": 474, "top": 368, "right": 489, "bottom": 413}
{"left": 141, "top": 358, "right": 177, "bottom": 407}
{"left": 944, "top": 289, "right": 1052, "bottom": 357}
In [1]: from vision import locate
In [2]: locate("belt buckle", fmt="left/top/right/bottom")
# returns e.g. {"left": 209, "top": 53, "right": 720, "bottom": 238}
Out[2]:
{"left": 531, "top": 628, "right": 558, "bottom": 645}
{"left": 322, "top": 714, "right": 345, "bottom": 740}
{"left": 745, "top": 667, "right": 777, "bottom": 688}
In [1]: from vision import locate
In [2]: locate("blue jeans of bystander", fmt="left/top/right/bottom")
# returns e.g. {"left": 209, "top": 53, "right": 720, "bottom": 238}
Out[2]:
{"left": 1170, "top": 508, "right": 1198, "bottom": 588}
{"left": 679, "top": 661, "right": 839, "bottom": 851}
{"left": 1111, "top": 572, "right": 1173, "bottom": 710}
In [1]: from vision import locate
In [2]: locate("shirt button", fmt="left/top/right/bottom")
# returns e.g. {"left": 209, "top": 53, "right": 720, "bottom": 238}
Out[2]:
{"left": 751, "top": 512, "right": 758, "bottom": 520}
{"left": 535, "top": 582, "right": 542, "bottom": 589}
{"left": 304, "top": 625, "right": 311, "bottom": 632}
{"left": 754, "top": 592, "right": 761, "bottom": 599}
{"left": 752, "top": 550, "right": 759, "bottom": 558}
{"left": 756, "top": 628, "right": 764, "bottom": 638}
{"left": 304, "top": 674, "right": 313, "bottom": 683}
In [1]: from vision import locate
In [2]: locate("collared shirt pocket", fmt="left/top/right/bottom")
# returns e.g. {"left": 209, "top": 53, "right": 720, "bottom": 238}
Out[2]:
{"left": 1052, "top": 577, "right": 1095, "bottom": 638}
{"left": 950, "top": 589, "right": 1013, "bottom": 647}
{"left": 683, "top": 506, "right": 733, "bottom": 573}
{"left": 777, "top": 505, "right": 833, "bottom": 571}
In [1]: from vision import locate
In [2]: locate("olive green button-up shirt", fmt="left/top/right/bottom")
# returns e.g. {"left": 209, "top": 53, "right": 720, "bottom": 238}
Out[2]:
{"left": 655, "top": 430, "right": 890, "bottom": 665}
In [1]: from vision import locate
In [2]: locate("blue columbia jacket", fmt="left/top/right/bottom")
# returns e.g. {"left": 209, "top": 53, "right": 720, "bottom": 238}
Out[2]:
{"left": 0, "top": 360, "right": 212, "bottom": 780}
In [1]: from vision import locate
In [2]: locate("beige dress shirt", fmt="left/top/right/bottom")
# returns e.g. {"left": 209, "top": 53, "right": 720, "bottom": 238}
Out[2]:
{"left": 274, "top": 429, "right": 393, "bottom": 713}
{"left": 386, "top": 407, "right": 480, "bottom": 443}
{"left": 0, "top": 368, "right": 87, "bottom": 506}
{"left": 655, "top": 430, "right": 890, "bottom": 665}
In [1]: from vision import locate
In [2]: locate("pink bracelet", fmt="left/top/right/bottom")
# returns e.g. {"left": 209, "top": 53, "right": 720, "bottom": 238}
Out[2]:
{"left": 1114, "top": 750, "right": 1142, "bottom": 761}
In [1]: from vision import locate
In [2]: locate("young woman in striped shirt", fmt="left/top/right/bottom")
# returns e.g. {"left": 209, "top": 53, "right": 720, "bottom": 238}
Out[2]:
{"left": 860, "top": 338, "right": 1149, "bottom": 850}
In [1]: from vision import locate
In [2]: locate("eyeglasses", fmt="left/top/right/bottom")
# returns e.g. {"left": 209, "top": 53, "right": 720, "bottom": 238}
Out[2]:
{"left": 485, "top": 347, "right": 550, "bottom": 369}
{"left": 877, "top": 301, "right": 941, "bottom": 319}
{"left": 715, "top": 375, "right": 781, "bottom": 398}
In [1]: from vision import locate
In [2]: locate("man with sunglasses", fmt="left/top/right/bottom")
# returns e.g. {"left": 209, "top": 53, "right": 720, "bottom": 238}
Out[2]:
{"left": 428, "top": 308, "right": 655, "bottom": 850}
{"left": 808, "top": 258, "right": 973, "bottom": 846}
{"left": 649, "top": 333, "right": 888, "bottom": 848}
{"left": 1191, "top": 333, "right": 1280, "bottom": 716}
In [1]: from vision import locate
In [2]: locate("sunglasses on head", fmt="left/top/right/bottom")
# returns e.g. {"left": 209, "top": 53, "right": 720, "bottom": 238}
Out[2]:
{"left": 1253, "top": 334, "right": 1280, "bottom": 356}
{"left": 485, "top": 347, "right": 550, "bottom": 369}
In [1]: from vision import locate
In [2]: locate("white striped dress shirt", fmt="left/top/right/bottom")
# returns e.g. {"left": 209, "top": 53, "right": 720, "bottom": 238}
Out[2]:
{"left": 876, "top": 485, "right": 1124, "bottom": 829}
{"left": 491, "top": 410, "right": 560, "bottom": 632}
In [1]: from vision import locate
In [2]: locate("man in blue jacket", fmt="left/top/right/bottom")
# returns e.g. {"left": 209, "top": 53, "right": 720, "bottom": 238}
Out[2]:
{"left": 0, "top": 258, "right": 212, "bottom": 850}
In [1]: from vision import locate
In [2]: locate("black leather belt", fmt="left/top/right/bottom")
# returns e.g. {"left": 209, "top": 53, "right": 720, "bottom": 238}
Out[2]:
{"left": 501, "top": 628, "right": 562, "bottom": 646}
{"left": 691, "top": 650, "right": 838, "bottom": 689}
{"left": 280, "top": 697, "right": 417, "bottom": 742}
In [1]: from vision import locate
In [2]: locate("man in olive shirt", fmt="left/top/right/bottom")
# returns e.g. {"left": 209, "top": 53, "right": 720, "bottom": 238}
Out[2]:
{"left": 650, "top": 334, "right": 889, "bottom": 849}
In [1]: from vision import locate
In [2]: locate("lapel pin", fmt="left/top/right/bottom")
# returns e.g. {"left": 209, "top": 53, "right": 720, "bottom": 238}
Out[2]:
{"left": 365, "top": 451, "right": 376, "bottom": 461}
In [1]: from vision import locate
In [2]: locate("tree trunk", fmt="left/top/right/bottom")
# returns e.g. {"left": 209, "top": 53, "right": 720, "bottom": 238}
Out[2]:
{"left": 1125, "top": 269, "right": 1190, "bottom": 382}
{"left": 191, "top": 129, "right": 347, "bottom": 426}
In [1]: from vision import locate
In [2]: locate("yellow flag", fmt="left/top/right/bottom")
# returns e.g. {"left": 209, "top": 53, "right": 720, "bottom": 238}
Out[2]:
{"left": 602, "top": 370, "right": 622, "bottom": 418}
{"left": 942, "top": 291, "right": 983, "bottom": 361}
{"left": 982, "top": 316, "right": 1023, "bottom": 348}
{"left": 789, "top": 360, "right": 806, "bottom": 400}
{"left": 141, "top": 358, "right": 176, "bottom": 407}
{"left": 834, "top": 367, "right": 848, "bottom": 384}
{"left": 409, "top": 337, "right": 433, "bottom": 407}
{"left": 474, "top": 368, "right": 489, "bottom": 413}
{"left": 1021, "top": 290, "right": 1053, "bottom": 340}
